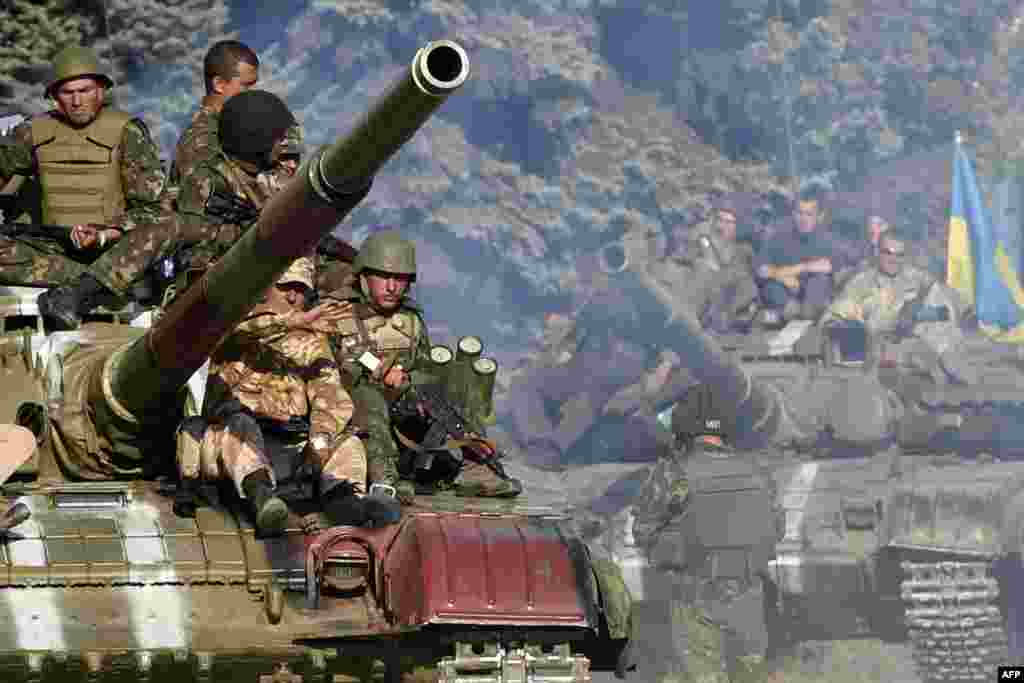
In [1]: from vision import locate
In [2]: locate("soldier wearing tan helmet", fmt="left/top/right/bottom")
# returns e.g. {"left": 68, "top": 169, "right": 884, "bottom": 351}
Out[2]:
{"left": 0, "top": 45, "right": 165, "bottom": 287}
{"left": 177, "top": 256, "right": 399, "bottom": 534}
{"left": 323, "top": 230, "right": 522, "bottom": 501}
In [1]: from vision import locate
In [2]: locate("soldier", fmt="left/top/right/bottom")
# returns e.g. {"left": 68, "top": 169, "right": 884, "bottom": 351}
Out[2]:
{"left": 176, "top": 257, "right": 400, "bottom": 535}
{"left": 37, "top": 89, "right": 297, "bottom": 329}
{"left": 170, "top": 40, "right": 303, "bottom": 191}
{"left": 323, "top": 230, "right": 521, "bottom": 500}
{"left": 0, "top": 46, "right": 165, "bottom": 286}
{"left": 676, "top": 201, "right": 759, "bottom": 334}
{"left": 820, "top": 228, "right": 936, "bottom": 336}
{"left": 819, "top": 227, "right": 1007, "bottom": 384}
{"left": 634, "top": 383, "right": 779, "bottom": 683}
{"left": 753, "top": 187, "right": 852, "bottom": 322}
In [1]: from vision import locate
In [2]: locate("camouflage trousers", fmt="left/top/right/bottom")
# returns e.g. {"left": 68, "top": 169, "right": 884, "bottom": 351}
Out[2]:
{"left": 89, "top": 212, "right": 241, "bottom": 296}
{"left": 176, "top": 413, "right": 368, "bottom": 498}
{"left": 352, "top": 384, "right": 401, "bottom": 486}
{"left": 0, "top": 236, "right": 89, "bottom": 286}
{"left": 637, "top": 565, "right": 775, "bottom": 683}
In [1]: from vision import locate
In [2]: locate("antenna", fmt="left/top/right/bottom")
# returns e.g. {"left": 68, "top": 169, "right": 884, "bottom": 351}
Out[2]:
{"left": 776, "top": 0, "right": 800, "bottom": 195}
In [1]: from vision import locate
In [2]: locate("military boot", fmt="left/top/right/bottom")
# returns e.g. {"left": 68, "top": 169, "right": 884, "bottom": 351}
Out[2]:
{"left": 322, "top": 482, "right": 365, "bottom": 527}
{"left": 362, "top": 485, "right": 401, "bottom": 527}
{"left": 38, "top": 274, "right": 120, "bottom": 331}
{"left": 453, "top": 456, "right": 523, "bottom": 498}
{"left": 37, "top": 284, "right": 81, "bottom": 331}
{"left": 242, "top": 470, "right": 288, "bottom": 536}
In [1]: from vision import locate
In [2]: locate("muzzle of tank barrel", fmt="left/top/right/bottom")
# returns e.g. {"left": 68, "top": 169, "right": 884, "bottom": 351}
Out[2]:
{"left": 65, "top": 41, "right": 471, "bottom": 460}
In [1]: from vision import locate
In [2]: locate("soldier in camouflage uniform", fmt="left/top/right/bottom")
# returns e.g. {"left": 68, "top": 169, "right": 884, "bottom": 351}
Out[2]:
{"left": 0, "top": 46, "right": 165, "bottom": 287}
{"left": 634, "top": 384, "right": 779, "bottom": 683}
{"left": 37, "top": 89, "right": 297, "bottom": 330}
{"left": 170, "top": 40, "right": 303, "bottom": 193}
{"left": 818, "top": 228, "right": 985, "bottom": 381}
{"left": 177, "top": 257, "right": 399, "bottom": 535}
{"left": 674, "top": 201, "right": 758, "bottom": 334}
{"left": 323, "top": 230, "right": 521, "bottom": 501}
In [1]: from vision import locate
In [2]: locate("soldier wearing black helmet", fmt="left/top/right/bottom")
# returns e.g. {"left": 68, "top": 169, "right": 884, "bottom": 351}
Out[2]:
{"left": 633, "top": 383, "right": 780, "bottom": 683}
{"left": 0, "top": 46, "right": 165, "bottom": 287}
{"left": 37, "top": 89, "right": 298, "bottom": 329}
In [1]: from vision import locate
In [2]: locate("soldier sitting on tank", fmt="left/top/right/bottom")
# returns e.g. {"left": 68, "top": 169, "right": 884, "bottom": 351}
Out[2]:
{"left": 753, "top": 186, "right": 854, "bottom": 324}
{"left": 171, "top": 39, "right": 303, "bottom": 192}
{"left": 176, "top": 257, "right": 400, "bottom": 535}
{"left": 633, "top": 383, "right": 781, "bottom": 683}
{"left": 674, "top": 200, "right": 759, "bottom": 334}
{"left": 0, "top": 46, "right": 165, "bottom": 288}
{"left": 37, "top": 89, "right": 298, "bottom": 331}
{"left": 818, "top": 227, "right": 995, "bottom": 383}
{"left": 323, "top": 230, "right": 522, "bottom": 501}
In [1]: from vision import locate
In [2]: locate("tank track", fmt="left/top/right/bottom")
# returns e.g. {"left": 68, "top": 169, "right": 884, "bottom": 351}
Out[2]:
{"left": 900, "top": 560, "right": 1008, "bottom": 682}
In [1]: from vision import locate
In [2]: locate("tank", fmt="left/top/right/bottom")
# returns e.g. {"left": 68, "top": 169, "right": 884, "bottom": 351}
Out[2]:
{"left": 607, "top": 252, "right": 1024, "bottom": 682}
{"left": 0, "top": 41, "right": 631, "bottom": 682}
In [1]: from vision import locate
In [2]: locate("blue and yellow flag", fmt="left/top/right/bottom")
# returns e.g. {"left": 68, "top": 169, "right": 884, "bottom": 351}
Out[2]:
{"left": 947, "top": 136, "right": 1024, "bottom": 342}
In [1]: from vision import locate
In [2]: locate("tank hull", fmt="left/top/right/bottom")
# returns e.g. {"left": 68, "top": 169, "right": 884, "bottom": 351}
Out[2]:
{"left": 0, "top": 479, "right": 618, "bottom": 682}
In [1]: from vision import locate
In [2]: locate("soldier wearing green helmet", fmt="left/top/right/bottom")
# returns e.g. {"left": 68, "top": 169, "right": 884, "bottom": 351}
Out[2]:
{"left": 323, "top": 229, "right": 522, "bottom": 501}
{"left": 0, "top": 45, "right": 165, "bottom": 286}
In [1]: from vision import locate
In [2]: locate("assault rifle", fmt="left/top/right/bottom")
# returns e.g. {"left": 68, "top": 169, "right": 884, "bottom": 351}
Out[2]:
{"left": 389, "top": 382, "right": 511, "bottom": 479}
{"left": 204, "top": 189, "right": 260, "bottom": 226}
{"left": 0, "top": 222, "right": 78, "bottom": 254}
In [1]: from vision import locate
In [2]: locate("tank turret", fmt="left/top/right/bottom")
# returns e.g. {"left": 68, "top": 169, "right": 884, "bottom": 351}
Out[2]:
{"left": 45, "top": 40, "right": 471, "bottom": 480}
{"left": 608, "top": 246, "right": 1024, "bottom": 681}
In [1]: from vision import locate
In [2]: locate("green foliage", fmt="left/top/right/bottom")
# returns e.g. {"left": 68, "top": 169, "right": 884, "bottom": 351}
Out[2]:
{"left": 0, "top": 0, "right": 87, "bottom": 81}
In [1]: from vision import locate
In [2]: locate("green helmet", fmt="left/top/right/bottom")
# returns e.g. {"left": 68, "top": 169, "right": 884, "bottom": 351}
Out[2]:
{"left": 47, "top": 46, "right": 114, "bottom": 97}
{"left": 354, "top": 230, "right": 416, "bottom": 278}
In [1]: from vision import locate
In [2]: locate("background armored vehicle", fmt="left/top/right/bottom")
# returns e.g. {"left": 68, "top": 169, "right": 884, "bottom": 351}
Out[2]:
{"left": 0, "top": 41, "right": 631, "bottom": 682}
{"left": 610, "top": 258, "right": 1024, "bottom": 683}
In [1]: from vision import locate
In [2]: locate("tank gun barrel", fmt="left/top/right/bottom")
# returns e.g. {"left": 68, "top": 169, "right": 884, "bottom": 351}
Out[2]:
{"left": 604, "top": 241, "right": 784, "bottom": 446}
{"left": 105, "top": 40, "right": 470, "bottom": 423}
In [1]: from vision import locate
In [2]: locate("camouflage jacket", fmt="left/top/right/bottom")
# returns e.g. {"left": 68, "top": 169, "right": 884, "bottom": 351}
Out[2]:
{"left": 632, "top": 441, "right": 736, "bottom": 552}
{"left": 0, "top": 111, "right": 165, "bottom": 228}
{"left": 170, "top": 97, "right": 303, "bottom": 192}
{"left": 821, "top": 264, "right": 935, "bottom": 334}
{"left": 204, "top": 304, "right": 354, "bottom": 441}
{"left": 322, "top": 284, "right": 434, "bottom": 393}
{"left": 173, "top": 150, "right": 275, "bottom": 265}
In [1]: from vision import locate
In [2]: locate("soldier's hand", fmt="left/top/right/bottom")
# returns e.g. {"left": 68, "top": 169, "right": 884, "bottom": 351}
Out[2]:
{"left": 781, "top": 275, "right": 801, "bottom": 291}
{"left": 295, "top": 300, "right": 352, "bottom": 330}
{"left": 70, "top": 224, "right": 100, "bottom": 249}
{"left": 805, "top": 256, "right": 833, "bottom": 274}
{"left": 382, "top": 364, "right": 409, "bottom": 389}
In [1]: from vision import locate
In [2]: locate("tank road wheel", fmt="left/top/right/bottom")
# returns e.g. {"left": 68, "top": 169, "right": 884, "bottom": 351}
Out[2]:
{"left": 901, "top": 560, "right": 1008, "bottom": 682}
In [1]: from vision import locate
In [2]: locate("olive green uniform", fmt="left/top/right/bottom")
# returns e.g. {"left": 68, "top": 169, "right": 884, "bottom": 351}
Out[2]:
{"left": 324, "top": 282, "right": 434, "bottom": 487}
{"left": 169, "top": 95, "right": 303, "bottom": 189}
{"left": 0, "top": 111, "right": 166, "bottom": 287}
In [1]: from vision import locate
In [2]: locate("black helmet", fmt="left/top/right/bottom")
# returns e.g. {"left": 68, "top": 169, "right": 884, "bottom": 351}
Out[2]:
{"left": 219, "top": 90, "right": 295, "bottom": 168}
{"left": 671, "top": 383, "right": 735, "bottom": 443}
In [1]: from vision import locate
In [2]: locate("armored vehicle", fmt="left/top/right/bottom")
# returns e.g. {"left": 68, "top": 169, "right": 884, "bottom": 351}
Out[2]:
{"left": 0, "top": 41, "right": 631, "bottom": 682}
{"left": 611, "top": 259, "right": 1024, "bottom": 683}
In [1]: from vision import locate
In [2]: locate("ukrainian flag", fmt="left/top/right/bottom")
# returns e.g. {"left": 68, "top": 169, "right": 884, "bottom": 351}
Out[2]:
{"left": 947, "top": 134, "right": 1024, "bottom": 342}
